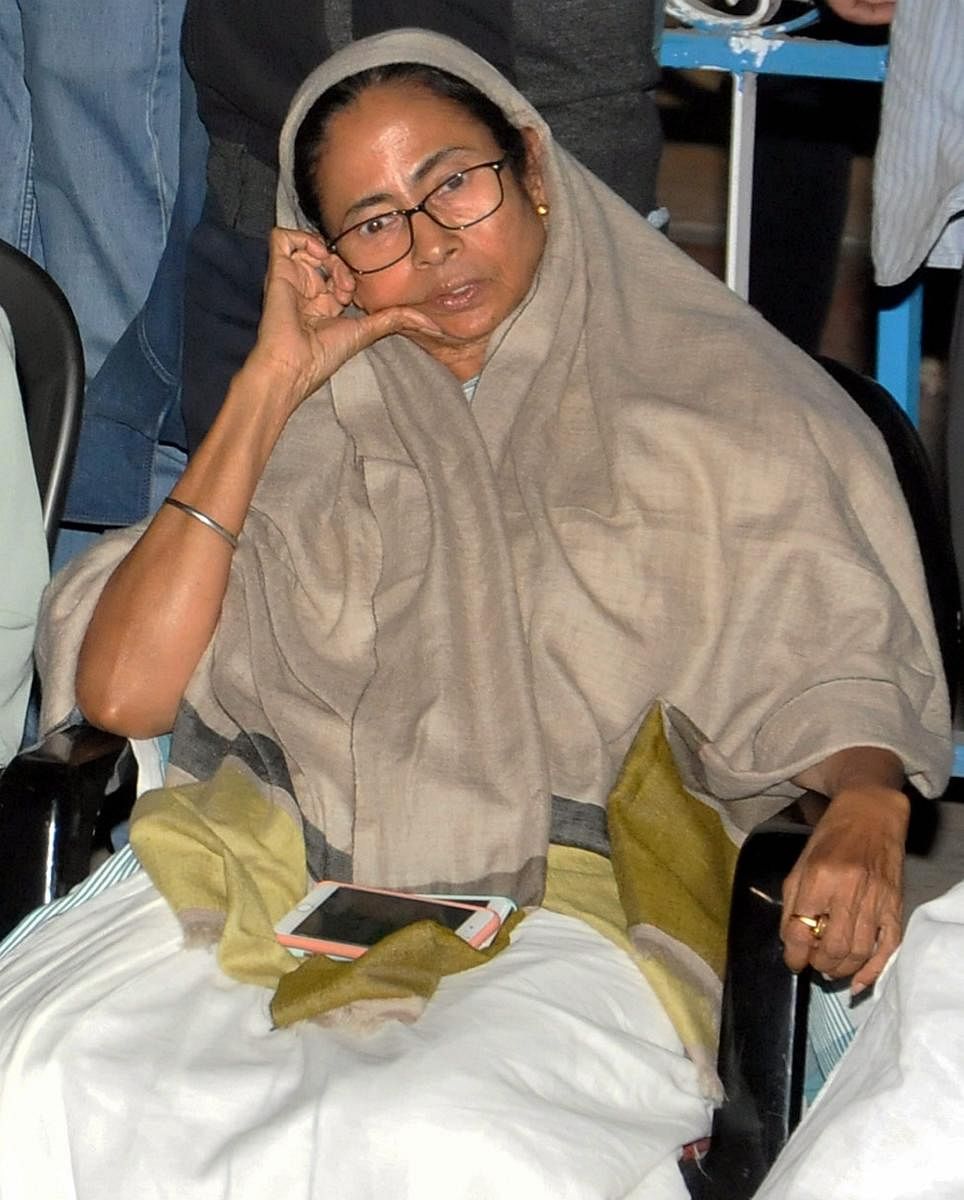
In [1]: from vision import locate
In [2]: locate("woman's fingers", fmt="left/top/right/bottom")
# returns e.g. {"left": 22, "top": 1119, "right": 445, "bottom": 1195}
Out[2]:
{"left": 268, "top": 228, "right": 350, "bottom": 308}
{"left": 781, "top": 926, "right": 817, "bottom": 974}
{"left": 252, "top": 227, "right": 446, "bottom": 408}
{"left": 780, "top": 822, "right": 904, "bottom": 987}
{"left": 785, "top": 893, "right": 899, "bottom": 983}
{"left": 808, "top": 899, "right": 877, "bottom": 979}
{"left": 347, "top": 305, "right": 446, "bottom": 355}
{"left": 851, "top": 914, "right": 901, "bottom": 993}
{"left": 781, "top": 896, "right": 878, "bottom": 980}
{"left": 269, "top": 225, "right": 330, "bottom": 262}
{"left": 780, "top": 879, "right": 823, "bottom": 973}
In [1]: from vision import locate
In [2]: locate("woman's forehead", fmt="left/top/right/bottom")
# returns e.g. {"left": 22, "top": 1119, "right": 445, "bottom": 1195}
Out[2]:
{"left": 316, "top": 81, "right": 504, "bottom": 221}
{"left": 323, "top": 80, "right": 500, "bottom": 164}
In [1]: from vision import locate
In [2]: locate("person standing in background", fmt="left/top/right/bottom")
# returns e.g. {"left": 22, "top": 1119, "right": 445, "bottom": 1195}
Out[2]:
{"left": 0, "top": 0, "right": 207, "bottom": 556}
{"left": 0, "top": 1, "right": 189, "bottom": 380}
{"left": 823, "top": 1, "right": 963, "bottom": 598}
{"left": 749, "top": 4, "right": 885, "bottom": 355}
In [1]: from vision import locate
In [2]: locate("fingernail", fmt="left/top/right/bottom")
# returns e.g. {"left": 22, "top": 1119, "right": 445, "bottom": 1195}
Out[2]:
{"left": 851, "top": 981, "right": 867, "bottom": 997}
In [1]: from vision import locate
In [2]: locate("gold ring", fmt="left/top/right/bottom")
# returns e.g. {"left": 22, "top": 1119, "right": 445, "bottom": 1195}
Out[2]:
{"left": 792, "top": 912, "right": 829, "bottom": 940}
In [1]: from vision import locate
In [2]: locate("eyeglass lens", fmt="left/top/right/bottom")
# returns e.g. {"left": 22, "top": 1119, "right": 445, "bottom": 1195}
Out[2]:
{"left": 333, "top": 161, "right": 505, "bottom": 274}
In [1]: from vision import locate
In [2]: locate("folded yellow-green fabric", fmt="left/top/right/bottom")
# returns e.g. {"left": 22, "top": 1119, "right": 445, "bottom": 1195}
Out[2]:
{"left": 271, "top": 910, "right": 523, "bottom": 1028}
{"left": 131, "top": 762, "right": 307, "bottom": 988}
{"left": 542, "top": 707, "right": 738, "bottom": 1096}
{"left": 611, "top": 706, "right": 738, "bottom": 1087}
{"left": 130, "top": 760, "right": 522, "bottom": 1027}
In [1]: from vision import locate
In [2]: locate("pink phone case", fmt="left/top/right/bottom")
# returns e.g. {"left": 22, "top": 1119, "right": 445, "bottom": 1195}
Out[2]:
{"left": 276, "top": 881, "right": 500, "bottom": 957}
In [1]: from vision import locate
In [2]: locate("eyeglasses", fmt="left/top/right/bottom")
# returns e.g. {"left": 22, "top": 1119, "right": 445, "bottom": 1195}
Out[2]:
{"left": 327, "top": 158, "right": 507, "bottom": 275}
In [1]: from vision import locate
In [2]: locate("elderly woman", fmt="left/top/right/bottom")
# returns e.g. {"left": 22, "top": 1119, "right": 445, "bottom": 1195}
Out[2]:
{"left": 0, "top": 28, "right": 951, "bottom": 1200}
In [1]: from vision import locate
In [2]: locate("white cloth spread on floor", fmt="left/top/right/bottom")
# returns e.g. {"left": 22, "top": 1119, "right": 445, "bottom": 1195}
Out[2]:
{"left": 757, "top": 879, "right": 964, "bottom": 1199}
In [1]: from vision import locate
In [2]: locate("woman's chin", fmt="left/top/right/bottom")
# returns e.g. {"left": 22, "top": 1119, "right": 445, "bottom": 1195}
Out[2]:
{"left": 404, "top": 308, "right": 486, "bottom": 346}
{"left": 401, "top": 320, "right": 491, "bottom": 380}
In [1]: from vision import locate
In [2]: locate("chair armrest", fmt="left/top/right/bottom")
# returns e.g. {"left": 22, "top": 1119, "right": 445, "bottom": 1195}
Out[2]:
{"left": 693, "top": 807, "right": 814, "bottom": 1200}
{"left": 0, "top": 724, "right": 136, "bottom": 937}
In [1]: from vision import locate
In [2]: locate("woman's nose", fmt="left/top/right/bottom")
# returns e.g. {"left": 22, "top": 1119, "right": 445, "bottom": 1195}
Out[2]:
{"left": 410, "top": 211, "right": 460, "bottom": 266}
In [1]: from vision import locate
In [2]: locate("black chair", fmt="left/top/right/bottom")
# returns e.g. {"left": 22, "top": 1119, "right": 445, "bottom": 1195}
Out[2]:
{"left": 0, "top": 238, "right": 85, "bottom": 550}
{"left": 819, "top": 357, "right": 961, "bottom": 705}
{"left": 689, "top": 358, "right": 962, "bottom": 1199}
{"left": 0, "top": 357, "right": 957, "bottom": 1200}
{"left": 0, "top": 239, "right": 133, "bottom": 932}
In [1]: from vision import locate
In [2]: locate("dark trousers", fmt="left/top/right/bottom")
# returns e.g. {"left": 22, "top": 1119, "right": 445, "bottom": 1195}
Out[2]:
{"left": 182, "top": 199, "right": 269, "bottom": 451}
{"left": 748, "top": 12, "right": 884, "bottom": 355}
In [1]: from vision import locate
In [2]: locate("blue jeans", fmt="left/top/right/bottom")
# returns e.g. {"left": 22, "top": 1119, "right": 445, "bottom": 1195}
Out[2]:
{"left": 0, "top": 0, "right": 205, "bottom": 539}
{"left": 0, "top": 0, "right": 189, "bottom": 378}
{"left": 62, "top": 95, "right": 205, "bottom": 531}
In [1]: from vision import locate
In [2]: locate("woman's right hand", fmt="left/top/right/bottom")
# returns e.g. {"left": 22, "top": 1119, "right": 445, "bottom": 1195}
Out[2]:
{"left": 75, "top": 228, "right": 445, "bottom": 738}
{"left": 246, "top": 228, "right": 444, "bottom": 416}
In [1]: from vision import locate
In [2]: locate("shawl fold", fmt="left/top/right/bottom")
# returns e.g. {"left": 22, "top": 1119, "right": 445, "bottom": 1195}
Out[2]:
{"left": 39, "top": 31, "right": 950, "bottom": 919}
{"left": 127, "top": 758, "right": 522, "bottom": 1033}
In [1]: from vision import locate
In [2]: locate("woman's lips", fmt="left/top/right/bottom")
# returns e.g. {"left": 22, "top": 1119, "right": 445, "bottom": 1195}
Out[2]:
{"left": 429, "top": 280, "right": 484, "bottom": 312}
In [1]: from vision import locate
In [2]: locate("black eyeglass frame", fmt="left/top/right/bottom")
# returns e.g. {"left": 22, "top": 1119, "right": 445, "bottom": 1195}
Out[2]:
{"left": 325, "top": 158, "right": 508, "bottom": 275}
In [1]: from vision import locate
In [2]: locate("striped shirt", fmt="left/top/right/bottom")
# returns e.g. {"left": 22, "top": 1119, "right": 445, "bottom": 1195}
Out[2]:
{"left": 0, "top": 844, "right": 143, "bottom": 961}
{"left": 872, "top": 0, "right": 964, "bottom": 285}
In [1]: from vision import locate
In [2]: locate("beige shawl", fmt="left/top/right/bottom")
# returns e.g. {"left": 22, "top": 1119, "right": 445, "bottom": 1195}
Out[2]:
{"left": 39, "top": 30, "right": 951, "bottom": 908}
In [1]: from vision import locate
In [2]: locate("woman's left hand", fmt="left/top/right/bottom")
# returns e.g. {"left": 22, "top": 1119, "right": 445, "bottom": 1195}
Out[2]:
{"left": 780, "top": 781, "right": 909, "bottom": 993}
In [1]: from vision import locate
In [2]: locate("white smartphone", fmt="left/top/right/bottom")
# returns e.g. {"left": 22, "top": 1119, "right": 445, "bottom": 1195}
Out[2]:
{"left": 414, "top": 893, "right": 516, "bottom": 949}
{"left": 417, "top": 892, "right": 517, "bottom": 923}
{"left": 275, "top": 880, "right": 502, "bottom": 958}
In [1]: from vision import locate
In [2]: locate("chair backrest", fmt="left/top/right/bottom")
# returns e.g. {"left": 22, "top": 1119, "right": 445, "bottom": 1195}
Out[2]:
{"left": 818, "top": 356, "right": 962, "bottom": 706}
{"left": 0, "top": 240, "right": 84, "bottom": 551}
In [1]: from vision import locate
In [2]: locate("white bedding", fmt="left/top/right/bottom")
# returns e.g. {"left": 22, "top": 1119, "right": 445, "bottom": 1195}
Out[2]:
{"left": 0, "top": 871, "right": 710, "bottom": 1199}
{"left": 757, "top": 879, "right": 964, "bottom": 1199}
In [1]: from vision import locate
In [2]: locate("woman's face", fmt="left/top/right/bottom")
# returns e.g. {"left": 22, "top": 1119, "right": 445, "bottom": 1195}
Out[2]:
{"left": 314, "top": 80, "right": 547, "bottom": 380}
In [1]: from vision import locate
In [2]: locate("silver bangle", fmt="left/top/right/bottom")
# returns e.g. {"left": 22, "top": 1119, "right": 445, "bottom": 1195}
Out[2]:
{"left": 163, "top": 497, "right": 240, "bottom": 550}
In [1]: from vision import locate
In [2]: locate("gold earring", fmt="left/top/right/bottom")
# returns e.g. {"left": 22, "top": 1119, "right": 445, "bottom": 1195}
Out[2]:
{"left": 535, "top": 203, "right": 550, "bottom": 217}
